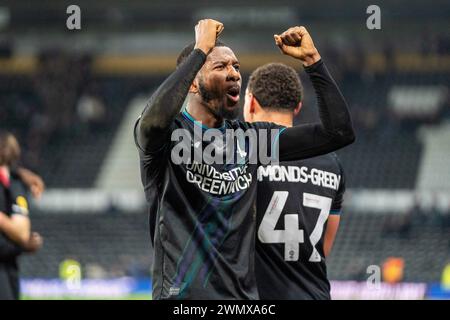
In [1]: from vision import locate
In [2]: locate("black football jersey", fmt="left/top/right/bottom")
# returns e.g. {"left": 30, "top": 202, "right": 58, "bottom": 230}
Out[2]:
{"left": 255, "top": 153, "right": 345, "bottom": 300}
{"left": 0, "top": 174, "right": 29, "bottom": 300}
{"left": 136, "top": 110, "right": 283, "bottom": 300}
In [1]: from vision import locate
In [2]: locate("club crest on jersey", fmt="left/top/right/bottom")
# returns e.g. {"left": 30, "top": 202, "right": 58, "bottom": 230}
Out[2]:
{"left": 169, "top": 287, "right": 181, "bottom": 296}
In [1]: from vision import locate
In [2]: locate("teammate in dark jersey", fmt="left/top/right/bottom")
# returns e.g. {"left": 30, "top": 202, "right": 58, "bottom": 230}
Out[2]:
{"left": 244, "top": 63, "right": 344, "bottom": 299}
{"left": 0, "top": 132, "right": 42, "bottom": 299}
{"left": 134, "top": 20, "right": 354, "bottom": 299}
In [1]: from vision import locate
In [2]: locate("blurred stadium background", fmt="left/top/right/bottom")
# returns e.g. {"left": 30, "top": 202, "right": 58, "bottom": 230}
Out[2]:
{"left": 0, "top": 0, "right": 449, "bottom": 299}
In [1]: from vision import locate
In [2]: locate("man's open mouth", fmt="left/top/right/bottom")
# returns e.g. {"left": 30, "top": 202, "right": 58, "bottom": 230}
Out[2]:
{"left": 226, "top": 86, "right": 240, "bottom": 103}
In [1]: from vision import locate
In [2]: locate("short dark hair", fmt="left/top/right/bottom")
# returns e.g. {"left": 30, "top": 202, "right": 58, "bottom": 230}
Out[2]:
{"left": 177, "top": 41, "right": 227, "bottom": 66}
{"left": 0, "top": 131, "right": 20, "bottom": 167}
{"left": 247, "top": 63, "right": 303, "bottom": 111}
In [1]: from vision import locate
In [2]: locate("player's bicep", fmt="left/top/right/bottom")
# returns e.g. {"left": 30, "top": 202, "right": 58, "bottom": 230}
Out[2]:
{"left": 324, "top": 214, "right": 340, "bottom": 257}
{"left": 2, "top": 190, "right": 32, "bottom": 245}
{"left": 135, "top": 121, "right": 173, "bottom": 189}
{"left": 11, "top": 193, "right": 31, "bottom": 241}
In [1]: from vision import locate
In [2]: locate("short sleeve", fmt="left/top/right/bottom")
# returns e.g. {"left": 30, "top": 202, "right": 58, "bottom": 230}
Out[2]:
{"left": 9, "top": 179, "right": 30, "bottom": 216}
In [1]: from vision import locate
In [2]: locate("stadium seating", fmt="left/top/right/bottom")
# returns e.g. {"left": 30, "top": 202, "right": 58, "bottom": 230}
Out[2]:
{"left": 336, "top": 129, "right": 423, "bottom": 189}
{"left": 328, "top": 209, "right": 450, "bottom": 283}
{"left": 20, "top": 211, "right": 152, "bottom": 279}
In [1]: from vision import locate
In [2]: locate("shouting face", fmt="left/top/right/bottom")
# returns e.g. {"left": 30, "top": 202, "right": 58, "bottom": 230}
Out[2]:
{"left": 194, "top": 46, "right": 241, "bottom": 120}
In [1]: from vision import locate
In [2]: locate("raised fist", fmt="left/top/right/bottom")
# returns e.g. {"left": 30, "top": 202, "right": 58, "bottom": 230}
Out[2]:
{"left": 274, "top": 26, "right": 321, "bottom": 66}
{"left": 194, "top": 19, "right": 224, "bottom": 55}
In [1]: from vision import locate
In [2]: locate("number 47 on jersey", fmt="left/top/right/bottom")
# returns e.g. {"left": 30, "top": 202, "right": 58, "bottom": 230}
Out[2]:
{"left": 258, "top": 191, "right": 332, "bottom": 262}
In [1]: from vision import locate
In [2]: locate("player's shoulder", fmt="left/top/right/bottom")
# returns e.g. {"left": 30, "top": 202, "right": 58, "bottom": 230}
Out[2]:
{"left": 299, "top": 152, "right": 343, "bottom": 173}
{"left": 9, "top": 176, "right": 28, "bottom": 196}
{"left": 327, "top": 152, "right": 344, "bottom": 172}
{"left": 9, "top": 176, "right": 30, "bottom": 216}
{"left": 324, "top": 152, "right": 342, "bottom": 166}
{"left": 324, "top": 152, "right": 345, "bottom": 175}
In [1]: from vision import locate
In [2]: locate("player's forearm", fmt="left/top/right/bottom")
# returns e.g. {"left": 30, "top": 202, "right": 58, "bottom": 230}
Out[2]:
{"left": 137, "top": 49, "right": 207, "bottom": 150}
{"left": 324, "top": 215, "right": 340, "bottom": 257}
{"left": 323, "top": 234, "right": 335, "bottom": 257}
{"left": 305, "top": 59, "right": 355, "bottom": 145}
{"left": 0, "top": 213, "right": 30, "bottom": 247}
{"left": 277, "top": 60, "right": 354, "bottom": 161}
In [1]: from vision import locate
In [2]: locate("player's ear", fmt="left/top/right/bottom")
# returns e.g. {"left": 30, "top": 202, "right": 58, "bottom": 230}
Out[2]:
{"left": 249, "top": 93, "right": 257, "bottom": 114}
{"left": 189, "top": 78, "right": 199, "bottom": 94}
{"left": 293, "top": 102, "right": 302, "bottom": 116}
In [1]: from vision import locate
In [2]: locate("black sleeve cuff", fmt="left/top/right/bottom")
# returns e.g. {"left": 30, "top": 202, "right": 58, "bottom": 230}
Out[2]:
{"left": 303, "top": 59, "right": 324, "bottom": 73}
{"left": 193, "top": 48, "right": 207, "bottom": 60}
{"left": 183, "top": 48, "right": 207, "bottom": 67}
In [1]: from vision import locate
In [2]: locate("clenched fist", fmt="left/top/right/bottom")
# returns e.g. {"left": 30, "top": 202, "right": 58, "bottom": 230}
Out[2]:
{"left": 194, "top": 19, "right": 224, "bottom": 55}
{"left": 24, "top": 232, "right": 43, "bottom": 253}
{"left": 274, "top": 26, "right": 321, "bottom": 66}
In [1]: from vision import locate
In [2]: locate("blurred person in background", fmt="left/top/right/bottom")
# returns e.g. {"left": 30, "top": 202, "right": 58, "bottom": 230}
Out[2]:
{"left": 0, "top": 131, "right": 43, "bottom": 300}
{"left": 244, "top": 62, "right": 345, "bottom": 300}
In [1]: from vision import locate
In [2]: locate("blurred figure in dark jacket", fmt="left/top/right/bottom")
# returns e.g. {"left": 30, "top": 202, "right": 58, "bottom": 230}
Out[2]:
{"left": 0, "top": 131, "right": 43, "bottom": 300}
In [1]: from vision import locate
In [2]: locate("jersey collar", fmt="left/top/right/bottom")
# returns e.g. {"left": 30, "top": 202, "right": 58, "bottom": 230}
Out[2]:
{"left": 182, "top": 110, "right": 226, "bottom": 132}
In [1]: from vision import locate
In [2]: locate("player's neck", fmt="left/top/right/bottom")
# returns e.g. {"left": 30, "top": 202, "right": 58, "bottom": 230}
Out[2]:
{"left": 256, "top": 111, "right": 293, "bottom": 128}
{"left": 185, "top": 102, "right": 224, "bottom": 129}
